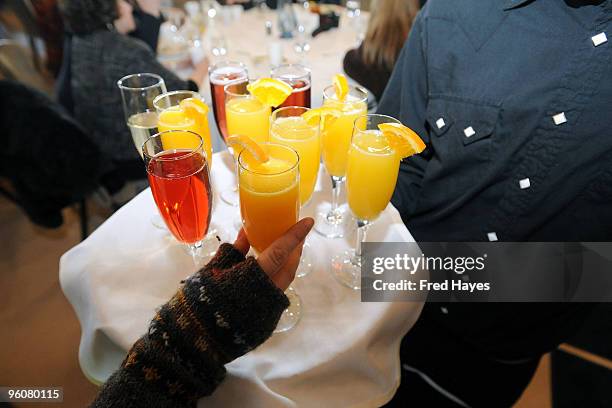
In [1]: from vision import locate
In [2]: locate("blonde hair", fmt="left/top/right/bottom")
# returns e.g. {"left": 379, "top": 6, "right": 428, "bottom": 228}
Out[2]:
{"left": 362, "top": 0, "right": 420, "bottom": 70}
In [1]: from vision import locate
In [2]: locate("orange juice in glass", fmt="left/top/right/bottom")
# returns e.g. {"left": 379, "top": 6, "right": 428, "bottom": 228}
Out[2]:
{"left": 238, "top": 144, "right": 300, "bottom": 252}
{"left": 315, "top": 85, "right": 368, "bottom": 239}
{"left": 332, "top": 114, "right": 425, "bottom": 291}
{"left": 321, "top": 86, "right": 368, "bottom": 177}
{"left": 270, "top": 106, "right": 320, "bottom": 206}
{"left": 238, "top": 143, "right": 302, "bottom": 333}
{"left": 153, "top": 90, "right": 213, "bottom": 167}
{"left": 225, "top": 80, "right": 271, "bottom": 146}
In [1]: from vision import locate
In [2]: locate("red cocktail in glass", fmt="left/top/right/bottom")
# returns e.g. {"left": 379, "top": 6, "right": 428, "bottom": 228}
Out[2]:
{"left": 209, "top": 61, "right": 248, "bottom": 142}
{"left": 143, "top": 130, "right": 212, "bottom": 256}
{"left": 271, "top": 64, "right": 311, "bottom": 109}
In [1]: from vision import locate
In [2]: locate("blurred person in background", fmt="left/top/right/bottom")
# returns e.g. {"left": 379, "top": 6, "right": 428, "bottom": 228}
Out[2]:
{"left": 343, "top": 0, "right": 419, "bottom": 101}
{"left": 30, "top": 0, "right": 65, "bottom": 76}
{"left": 57, "top": 0, "right": 209, "bottom": 201}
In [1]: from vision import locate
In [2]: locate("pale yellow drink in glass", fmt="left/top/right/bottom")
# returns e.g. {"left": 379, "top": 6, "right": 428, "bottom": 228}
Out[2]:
{"left": 321, "top": 87, "right": 368, "bottom": 177}
{"left": 226, "top": 97, "right": 271, "bottom": 145}
{"left": 154, "top": 91, "right": 213, "bottom": 166}
{"left": 332, "top": 114, "right": 402, "bottom": 291}
{"left": 238, "top": 144, "right": 300, "bottom": 252}
{"left": 346, "top": 129, "right": 400, "bottom": 221}
{"left": 270, "top": 108, "right": 320, "bottom": 205}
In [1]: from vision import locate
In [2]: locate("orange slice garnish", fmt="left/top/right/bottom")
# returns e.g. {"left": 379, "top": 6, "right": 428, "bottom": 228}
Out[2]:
{"left": 179, "top": 97, "right": 209, "bottom": 127}
{"left": 226, "top": 134, "right": 269, "bottom": 163}
{"left": 246, "top": 78, "right": 293, "bottom": 107}
{"left": 332, "top": 73, "right": 349, "bottom": 101}
{"left": 378, "top": 122, "right": 426, "bottom": 159}
{"left": 302, "top": 107, "right": 341, "bottom": 130}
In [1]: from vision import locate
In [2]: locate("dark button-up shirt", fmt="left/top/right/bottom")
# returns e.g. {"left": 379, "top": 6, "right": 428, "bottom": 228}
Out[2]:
{"left": 378, "top": 0, "right": 612, "bottom": 243}
{"left": 376, "top": 0, "right": 612, "bottom": 370}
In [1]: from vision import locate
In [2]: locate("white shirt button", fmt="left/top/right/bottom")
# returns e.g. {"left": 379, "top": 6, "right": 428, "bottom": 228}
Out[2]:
{"left": 519, "top": 178, "right": 531, "bottom": 190}
{"left": 440, "top": 307, "right": 449, "bottom": 314}
{"left": 436, "top": 118, "right": 446, "bottom": 129}
{"left": 553, "top": 112, "right": 567, "bottom": 125}
{"left": 592, "top": 32, "right": 608, "bottom": 47}
{"left": 464, "top": 126, "right": 476, "bottom": 138}
{"left": 487, "top": 232, "right": 499, "bottom": 242}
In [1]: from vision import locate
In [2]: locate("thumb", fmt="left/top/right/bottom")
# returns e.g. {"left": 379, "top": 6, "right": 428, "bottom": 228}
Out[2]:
{"left": 257, "top": 218, "right": 314, "bottom": 278}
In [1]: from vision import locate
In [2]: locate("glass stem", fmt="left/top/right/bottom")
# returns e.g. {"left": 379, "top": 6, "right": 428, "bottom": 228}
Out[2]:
{"left": 354, "top": 219, "right": 369, "bottom": 263}
{"left": 330, "top": 175, "right": 344, "bottom": 215}
{"left": 189, "top": 241, "right": 203, "bottom": 268}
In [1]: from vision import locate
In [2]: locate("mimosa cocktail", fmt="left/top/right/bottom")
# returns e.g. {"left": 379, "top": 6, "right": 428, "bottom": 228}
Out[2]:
{"left": 315, "top": 81, "right": 368, "bottom": 239}
{"left": 221, "top": 78, "right": 292, "bottom": 206}
{"left": 270, "top": 106, "right": 320, "bottom": 205}
{"left": 153, "top": 91, "right": 213, "bottom": 168}
{"left": 321, "top": 88, "right": 368, "bottom": 177}
{"left": 238, "top": 145, "right": 300, "bottom": 251}
{"left": 346, "top": 130, "right": 400, "bottom": 221}
{"left": 237, "top": 142, "right": 302, "bottom": 332}
{"left": 333, "top": 114, "right": 425, "bottom": 290}
{"left": 225, "top": 81, "right": 271, "bottom": 145}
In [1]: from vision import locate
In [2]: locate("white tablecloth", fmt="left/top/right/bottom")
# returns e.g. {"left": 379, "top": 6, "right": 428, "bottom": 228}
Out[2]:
{"left": 60, "top": 149, "right": 424, "bottom": 406}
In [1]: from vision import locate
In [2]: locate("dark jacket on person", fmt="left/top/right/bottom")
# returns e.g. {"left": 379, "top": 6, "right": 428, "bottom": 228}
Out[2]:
{"left": 343, "top": 44, "right": 392, "bottom": 102}
{"left": 91, "top": 243, "right": 289, "bottom": 407}
{"left": 0, "top": 80, "right": 100, "bottom": 227}
{"left": 378, "top": 0, "right": 611, "bottom": 405}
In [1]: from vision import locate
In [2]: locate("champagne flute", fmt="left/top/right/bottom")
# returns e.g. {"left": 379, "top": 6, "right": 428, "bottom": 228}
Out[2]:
{"left": 117, "top": 73, "right": 167, "bottom": 229}
{"left": 315, "top": 85, "right": 368, "bottom": 239}
{"left": 332, "top": 114, "right": 401, "bottom": 290}
{"left": 270, "top": 106, "right": 319, "bottom": 277}
{"left": 208, "top": 61, "right": 249, "bottom": 205}
{"left": 209, "top": 61, "right": 248, "bottom": 142}
{"left": 152, "top": 90, "right": 219, "bottom": 260}
{"left": 143, "top": 130, "right": 213, "bottom": 263}
{"left": 238, "top": 143, "right": 302, "bottom": 332}
{"left": 222, "top": 78, "right": 270, "bottom": 207}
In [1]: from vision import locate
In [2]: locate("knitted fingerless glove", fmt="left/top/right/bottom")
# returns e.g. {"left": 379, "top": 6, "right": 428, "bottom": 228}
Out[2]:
{"left": 91, "top": 243, "right": 290, "bottom": 407}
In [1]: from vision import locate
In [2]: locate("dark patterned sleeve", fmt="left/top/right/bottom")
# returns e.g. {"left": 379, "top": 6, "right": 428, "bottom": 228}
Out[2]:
{"left": 90, "top": 244, "right": 289, "bottom": 407}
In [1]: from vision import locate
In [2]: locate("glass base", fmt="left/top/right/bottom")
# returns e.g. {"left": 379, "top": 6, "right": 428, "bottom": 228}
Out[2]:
{"left": 201, "top": 229, "right": 221, "bottom": 259}
{"left": 220, "top": 186, "right": 239, "bottom": 207}
{"left": 296, "top": 242, "right": 313, "bottom": 278}
{"left": 314, "top": 205, "right": 351, "bottom": 239}
{"left": 182, "top": 231, "right": 220, "bottom": 265}
{"left": 331, "top": 249, "right": 361, "bottom": 290}
{"left": 274, "top": 286, "right": 302, "bottom": 333}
